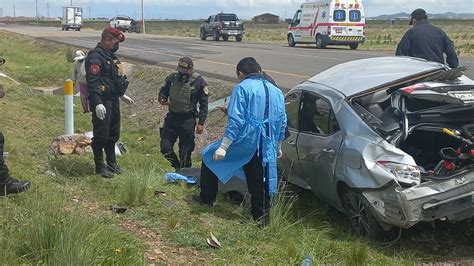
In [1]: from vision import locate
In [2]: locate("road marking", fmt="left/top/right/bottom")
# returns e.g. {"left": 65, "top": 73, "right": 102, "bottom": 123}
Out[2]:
{"left": 54, "top": 37, "right": 311, "bottom": 79}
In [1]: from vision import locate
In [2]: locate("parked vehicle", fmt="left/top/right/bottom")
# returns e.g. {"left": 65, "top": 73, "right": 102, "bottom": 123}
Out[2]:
{"left": 200, "top": 13, "right": 245, "bottom": 42}
{"left": 287, "top": 0, "right": 365, "bottom": 49}
{"left": 110, "top": 16, "right": 132, "bottom": 32}
{"left": 61, "top": 6, "right": 83, "bottom": 31}
{"left": 279, "top": 56, "right": 474, "bottom": 239}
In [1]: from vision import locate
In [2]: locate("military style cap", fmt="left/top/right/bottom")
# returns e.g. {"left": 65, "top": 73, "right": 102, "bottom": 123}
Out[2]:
{"left": 177, "top": 57, "right": 193, "bottom": 73}
{"left": 103, "top": 27, "right": 125, "bottom": 42}
{"left": 409, "top": 8, "right": 427, "bottom": 25}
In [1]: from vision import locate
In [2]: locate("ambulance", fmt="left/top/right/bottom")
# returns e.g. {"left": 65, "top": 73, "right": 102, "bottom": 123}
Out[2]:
{"left": 287, "top": 0, "right": 366, "bottom": 49}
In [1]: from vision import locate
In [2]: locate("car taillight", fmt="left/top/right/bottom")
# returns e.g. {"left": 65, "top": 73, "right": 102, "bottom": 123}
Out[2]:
{"left": 377, "top": 161, "right": 421, "bottom": 185}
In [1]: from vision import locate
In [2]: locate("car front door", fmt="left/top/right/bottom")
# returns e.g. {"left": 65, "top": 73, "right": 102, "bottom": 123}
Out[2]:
{"left": 296, "top": 91, "right": 343, "bottom": 202}
{"left": 291, "top": 10, "right": 303, "bottom": 42}
{"left": 280, "top": 91, "right": 308, "bottom": 189}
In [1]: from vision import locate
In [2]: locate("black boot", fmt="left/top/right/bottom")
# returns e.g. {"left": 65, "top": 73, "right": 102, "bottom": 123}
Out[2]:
{"left": 96, "top": 163, "right": 114, "bottom": 179}
{"left": 107, "top": 164, "right": 124, "bottom": 175}
{"left": 0, "top": 177, "right": 31, "bottom": 196}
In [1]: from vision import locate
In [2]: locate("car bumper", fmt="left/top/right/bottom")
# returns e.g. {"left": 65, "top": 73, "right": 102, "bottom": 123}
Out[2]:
{"left": 219, "top": 29, "right": 245, "bottom": 36}
{"left": 327, "top": 36, "right": 365, "bottom": 44}
{"left": 363, "top": 170, "right": 474, "bottom": 229}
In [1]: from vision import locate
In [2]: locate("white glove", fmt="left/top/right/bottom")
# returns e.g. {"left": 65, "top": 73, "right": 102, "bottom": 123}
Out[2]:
{"left": 95, "top": 104, "right": 106, "bottom": 120}
{"left": 213, "top": 137, "right": 233, "bottom": 161}
{"left": 121, "top": 95, "right": 134, "bottom": 105}
{"left": 277, "top": 141, "right": 283, "bottom": 159}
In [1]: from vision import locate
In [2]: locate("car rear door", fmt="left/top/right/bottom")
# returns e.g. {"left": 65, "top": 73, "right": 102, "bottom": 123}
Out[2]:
{"left": 296, "top": 91, "right": 343, "bottom": 202}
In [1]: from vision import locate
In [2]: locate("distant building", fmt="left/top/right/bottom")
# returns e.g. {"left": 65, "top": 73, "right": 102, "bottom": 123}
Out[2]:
{"left": 253, "top": 13, "right": 279, "bottom": 24}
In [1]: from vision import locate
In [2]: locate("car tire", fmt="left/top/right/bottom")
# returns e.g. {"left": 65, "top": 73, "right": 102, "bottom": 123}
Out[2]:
{"left": 288, "top": 34, "right": 296, "bottom": 47}
{"left": 213, "top": 29, "right": 220, "bottom": 41}
{"left": 235, "top": 35, "right": 242, "bottom": 42}
{"left": 200, "top": 28, "right": 207, "bottom": 40}
{"left": 223, "top": 35, "right": 229, "bottom": 41}
{"left": 341, "top": 187, "right": 386, "bottom": 240}
{"left": 315, "top": 34, "right": 326, "bottom": 49}
{"left": 350, "top": 43, "right": 359, "bottom": 50}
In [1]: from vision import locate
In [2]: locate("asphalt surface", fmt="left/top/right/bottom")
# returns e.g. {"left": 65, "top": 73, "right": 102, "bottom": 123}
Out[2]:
{"left": 1, "top": 24, "right": 473, "bottom": 90}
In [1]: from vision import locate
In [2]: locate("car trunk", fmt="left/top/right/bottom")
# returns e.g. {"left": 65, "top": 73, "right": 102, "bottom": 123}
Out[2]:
{"left": 393, "top": 82, "right": 474, "bottom": 178}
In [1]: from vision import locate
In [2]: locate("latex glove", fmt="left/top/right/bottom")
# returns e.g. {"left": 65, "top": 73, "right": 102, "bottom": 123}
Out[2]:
{"left": 277, "top": 141, "right": 283, "bottom": 159}
{"left": 95, "top": 104, "right": 106, "bottom": 120}
{"left": 196, "top": 124, "right": 204, "bottom": 134}
{"left": 213, "top": 137, "right": 233, "bottom": 161}
{"left": 121, "top": 94, "right": 134, "bottom": 105}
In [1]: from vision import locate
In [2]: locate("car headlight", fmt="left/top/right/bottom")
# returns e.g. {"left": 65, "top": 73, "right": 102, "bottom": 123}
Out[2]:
{"left": 377, "top": 161, "right": 421, "bottom": 186}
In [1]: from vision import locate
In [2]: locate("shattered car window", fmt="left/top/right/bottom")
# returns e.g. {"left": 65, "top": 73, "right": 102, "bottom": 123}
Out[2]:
{"left": 301, "top": 92, "right": 339, "bottom": 135}
{"left": 285, "top": 92, "right": 300, "bottom": 130}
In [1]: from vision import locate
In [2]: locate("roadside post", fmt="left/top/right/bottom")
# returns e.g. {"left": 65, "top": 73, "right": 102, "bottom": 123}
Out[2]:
{"left": 64, "top": 79, "right": 74, "bottom": 135}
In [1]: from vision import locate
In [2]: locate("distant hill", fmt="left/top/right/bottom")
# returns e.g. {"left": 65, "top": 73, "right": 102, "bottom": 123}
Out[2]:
{"left": 369, "top": 12, "right": 474, "bottom": 20}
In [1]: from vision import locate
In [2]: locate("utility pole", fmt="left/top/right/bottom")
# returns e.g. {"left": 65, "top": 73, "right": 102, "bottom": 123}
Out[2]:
{"left": 13, "top": 5, "right": 15, "bottom": 18}
{"left": 47, "top": 1, "right": 50, "bottom": 18}
{"left": 88, "top": 5, "right": 91, "bottom": 19}
{"left": 35, "top": 0, "right": 39, "bottom": 25}
{"left": 70, "top": 0, "right": 73, "bottom": 5}
{"left": 141, "top": 0, "right": 146, "bottom": 35}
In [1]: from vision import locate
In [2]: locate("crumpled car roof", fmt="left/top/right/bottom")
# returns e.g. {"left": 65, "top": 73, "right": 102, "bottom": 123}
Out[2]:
{"left": 308, "top": 56, "right": 447, "bottom": 97}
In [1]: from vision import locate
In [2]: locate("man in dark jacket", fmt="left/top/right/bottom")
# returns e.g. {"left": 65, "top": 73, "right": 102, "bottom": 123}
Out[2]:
{"left": 396, "top": 8, "right": 458, "bottom": 68}
{"left": 85, "top": 27, "right": 134, "bottom": 178}
{"left": 159, "top": 57, "right": 209, "bottom": 171}
{"left": 0, "top": 63, "right": 32, "bottom": 196}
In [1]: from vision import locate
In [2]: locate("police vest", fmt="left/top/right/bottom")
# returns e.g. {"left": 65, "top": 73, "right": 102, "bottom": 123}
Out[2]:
{"left": 169, "top": 72, "right": 200, "bottom": 113}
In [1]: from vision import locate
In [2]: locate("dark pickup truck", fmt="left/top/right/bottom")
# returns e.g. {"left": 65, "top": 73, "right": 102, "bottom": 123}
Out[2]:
{"left": 200, "top": 13, "right": 245, "bottom": 42}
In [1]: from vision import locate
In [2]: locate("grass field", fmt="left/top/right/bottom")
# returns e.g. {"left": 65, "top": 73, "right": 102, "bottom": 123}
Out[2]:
{"left": 14, "top": 18, "right": 473, "bottom": 55}
{"left": 0, "top": 30, "right": 473, "bottom": 264}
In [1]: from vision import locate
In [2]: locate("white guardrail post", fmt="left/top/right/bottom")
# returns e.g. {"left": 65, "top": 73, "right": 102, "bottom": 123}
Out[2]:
{"left": 64, "top": 79, "right": 74, "bottom": 135}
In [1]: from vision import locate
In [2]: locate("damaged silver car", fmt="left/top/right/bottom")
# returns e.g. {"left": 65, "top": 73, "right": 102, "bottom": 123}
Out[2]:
{"left": 279, "top": 56, "right": 474, "bottom": 239}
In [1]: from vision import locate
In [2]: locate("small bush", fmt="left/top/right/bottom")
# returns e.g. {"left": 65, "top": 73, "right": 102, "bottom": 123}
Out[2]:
{"left": 117, "top": 163, "right": 160, "bottom": 206}
{"left": 65, "top": 47, "right": 75, "bottom": 63}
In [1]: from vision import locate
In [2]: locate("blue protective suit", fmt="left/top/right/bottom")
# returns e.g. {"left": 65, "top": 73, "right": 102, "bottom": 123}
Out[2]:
{"left": 201, "top": 74, "right": 287, "bottom": 196}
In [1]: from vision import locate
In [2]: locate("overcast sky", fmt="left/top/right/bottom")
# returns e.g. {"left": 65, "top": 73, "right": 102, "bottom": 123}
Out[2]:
{"left": 0, "top": 0, "right": 472, "bottom": 19}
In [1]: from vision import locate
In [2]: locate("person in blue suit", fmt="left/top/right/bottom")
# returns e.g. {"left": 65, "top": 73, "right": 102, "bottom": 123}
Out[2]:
{"left": 194, "top": 57, "right": 287, "bottom": 226}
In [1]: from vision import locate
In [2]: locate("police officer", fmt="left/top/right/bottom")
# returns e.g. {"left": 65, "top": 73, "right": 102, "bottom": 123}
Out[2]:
{"left": 159, "top": 57, "right": 209, "bottom": 171}
{"left": 0, "top": 58, "right": 32, "bottom": 195}
{"left": 85, "top": 27, "right": 134, "bottom": 178}
{"left": 396, "top": 8, "right": 459, "bottom": 68}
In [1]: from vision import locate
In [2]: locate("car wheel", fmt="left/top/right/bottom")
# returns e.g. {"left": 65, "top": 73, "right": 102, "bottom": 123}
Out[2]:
{"left": 341, "top": 187, "right": 386, "bottom": 240}
{"left": 213, "top": 29, "right": 220, "bottom": 41}
{"left": 200, "top": 28, "right": 207, "bottom": 40}
{"left": 235, "top": 35, "right": 242, "bottom": 42}
{"left": 315, "top": 34, "right": 326, "bottom": 49}
{"left": 349, "top": 43, "right": 359, "bottom": 50}
{"left": 288, "top": 34, "right": 296, "bottom": 47}
{"left": 223, "top": 35, "right": 229, "bottom": 41}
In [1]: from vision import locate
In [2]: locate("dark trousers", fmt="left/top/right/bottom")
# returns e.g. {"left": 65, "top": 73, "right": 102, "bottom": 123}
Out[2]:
{"left": 0, "top": 131, "right": 10, "bottom": 183}
{"left": 200, "top": 152, "right": 270, "bottom": 222}
{"left": 160, "top": 112, "right": 196, "bottom": 170}
{"left": 91, "top": 100, "right": 121, "bottom": 169}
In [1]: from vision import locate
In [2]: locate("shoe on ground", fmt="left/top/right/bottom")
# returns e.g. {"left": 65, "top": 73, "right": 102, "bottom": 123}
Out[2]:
{"left": 191, "top": 195, "right": 216, "bottom": 207}
{"left": 0, "top": 177, "right": 32, "bottom": 196}
{"left": 107, "top": 164, "right": 124, "bottom": 175}
{"left": 96, "top": 168, "right": 114, "bottom": 179}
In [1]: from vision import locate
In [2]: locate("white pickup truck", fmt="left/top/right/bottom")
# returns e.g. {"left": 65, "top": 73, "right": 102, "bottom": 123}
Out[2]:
{"left": 110, "top": 16, "right": 132, "bottom": 32}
